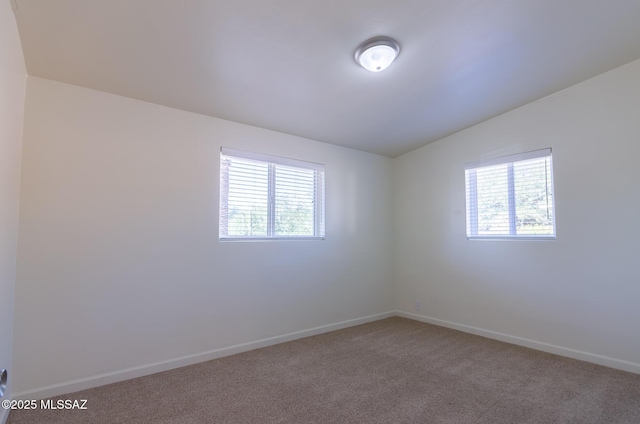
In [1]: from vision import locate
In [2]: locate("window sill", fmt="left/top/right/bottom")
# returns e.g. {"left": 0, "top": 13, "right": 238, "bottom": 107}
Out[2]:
{"left": 220, "top": 237, "right": 325, "bottom": 242}
{"left": 467, "top": 235, "right": 556, "bottom": 241}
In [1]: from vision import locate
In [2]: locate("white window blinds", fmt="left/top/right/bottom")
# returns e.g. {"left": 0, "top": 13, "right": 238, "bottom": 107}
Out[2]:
{"left": 465, "top": 148, "right": 555, "bottom": 239}
{"left": 219, "top": 148, "right": 325, "bottom": 240}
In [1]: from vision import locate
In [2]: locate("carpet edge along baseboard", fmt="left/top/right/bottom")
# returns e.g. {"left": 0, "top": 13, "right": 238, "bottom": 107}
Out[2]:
{"left": 12, "top": 311, "right": 395, "bottom": 401}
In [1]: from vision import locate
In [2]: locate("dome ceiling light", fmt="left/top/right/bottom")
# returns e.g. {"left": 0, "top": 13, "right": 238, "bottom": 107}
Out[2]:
{"left": 354, "top": 36, "right": 400, "bottom": 72}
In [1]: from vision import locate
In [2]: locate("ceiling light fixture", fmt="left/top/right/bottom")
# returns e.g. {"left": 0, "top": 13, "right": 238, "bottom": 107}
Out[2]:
{"left": 354, "top": 36, "right": 400, "bottom": 72}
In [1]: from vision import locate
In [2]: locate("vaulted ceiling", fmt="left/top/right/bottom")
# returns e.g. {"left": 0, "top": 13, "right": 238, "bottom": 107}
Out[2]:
{"left": 12, "top": 0, "right": 640, "bottom": 157}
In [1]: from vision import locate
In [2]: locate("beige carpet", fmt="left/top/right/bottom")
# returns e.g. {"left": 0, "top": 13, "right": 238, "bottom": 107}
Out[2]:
{"left": 7, "top": 317, "right": 640, "bottom": 423}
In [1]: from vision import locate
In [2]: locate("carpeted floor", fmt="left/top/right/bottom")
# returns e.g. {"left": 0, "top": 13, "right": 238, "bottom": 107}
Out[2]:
{"left": 7, "top": 317, "right": 640, "bottom": 423}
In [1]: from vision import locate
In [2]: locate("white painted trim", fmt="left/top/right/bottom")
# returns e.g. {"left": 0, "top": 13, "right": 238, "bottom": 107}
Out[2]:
{"left": 221, "top": 147, "right": 325, "bottom": 171}
{"left": 12, "top": 311, "right": 395, "bottom": 401}
{"left": 464, "top": 147, "right": 551, "bottom": 170}
{"left": 16, "top": 310, "right": 636, "bottom": 402}
{"left": 1, "top": 407, "right": 9, "bottom": 424}
{"left": 397, "top": 311, "right": 640, "bottom": 374}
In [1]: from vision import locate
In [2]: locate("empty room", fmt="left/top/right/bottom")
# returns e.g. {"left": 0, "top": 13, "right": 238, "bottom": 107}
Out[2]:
{"left": 1, "top": 0, "right": 640, "bottom": 423}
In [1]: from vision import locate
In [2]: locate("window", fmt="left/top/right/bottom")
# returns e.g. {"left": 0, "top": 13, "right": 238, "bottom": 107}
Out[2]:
{"left": 219, "top": 147, "right": 325, "bottom": 240}
{"left": 465, "top": 148, "right": 555, "bottom": 239}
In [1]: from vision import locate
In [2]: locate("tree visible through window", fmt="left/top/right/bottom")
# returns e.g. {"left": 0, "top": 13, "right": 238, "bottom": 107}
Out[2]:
{"left": 465, "top": 148, "right": 555, "bottom": 239}
{"left": 219, "top": 148, "right": 325, "bottom": 239}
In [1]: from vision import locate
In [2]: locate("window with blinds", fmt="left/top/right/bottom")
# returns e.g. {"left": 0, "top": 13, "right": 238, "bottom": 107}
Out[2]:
{"left": 219, "top": 148, "right": 325, "bottom": 240}
{"left": 465, "top": 148, "right": 556, "bottom": 239}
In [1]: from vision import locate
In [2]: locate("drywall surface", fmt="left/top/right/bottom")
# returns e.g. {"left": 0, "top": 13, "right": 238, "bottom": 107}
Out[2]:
{"left": 393, "top": 58, "right": 640, "bottom": 370}
{"left": 13, "top": 77, "right": 394, "bottom": 395}
{"left": 0, "top": 0, "right": 26, "bottom": 408}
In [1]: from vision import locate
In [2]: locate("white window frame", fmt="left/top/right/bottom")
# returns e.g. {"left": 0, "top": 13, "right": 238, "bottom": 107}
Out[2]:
{"left": 219, "top": 147, "right": 325, "bottom": 241}
{"left": 465, "top": 148, "right": 556, "bottom": 240}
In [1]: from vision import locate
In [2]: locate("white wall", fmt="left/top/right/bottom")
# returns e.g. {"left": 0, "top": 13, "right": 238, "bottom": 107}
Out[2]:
{"left": 394, "top": 58, "right": 640, "bottom": 371}
{"left": 13, "top": 77, "right": 394, "bottom": 396}
{"left": 10, "top": 36, "right": 640, "bottom": 402}
{"left": 0, "top": 0, "right": 26, "bottom": 414}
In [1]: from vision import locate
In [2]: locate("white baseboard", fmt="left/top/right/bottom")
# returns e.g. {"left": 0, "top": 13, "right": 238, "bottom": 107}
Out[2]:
{"left": 15, "top": 309, "right": 637, "bottom": 402}
{"left": 397, "top": 310, "right": 640, "bottom": 374}
{"left": 13, "top": 311, "right": 395, "bottom": 401}
{"left": 1, "top": 407, "right": 9, "bottom": 424}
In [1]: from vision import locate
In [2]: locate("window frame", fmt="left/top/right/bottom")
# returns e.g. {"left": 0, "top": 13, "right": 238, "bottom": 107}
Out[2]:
{"left": 219, "top": 147, "right": 325, "bottom": 241}
{"left": 464, "top": 148, "right": 556, "bottom": 240}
